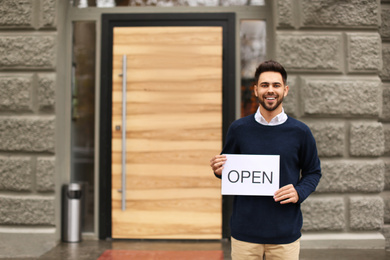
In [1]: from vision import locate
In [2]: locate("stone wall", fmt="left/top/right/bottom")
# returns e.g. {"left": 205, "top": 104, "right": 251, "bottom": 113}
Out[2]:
{"left": 276, "top": 0, "right": 386, "bottom": 248}
{"left": 0, "top": 0, "right": 57, "bottom": 257}
{"left": 380, "top": 0, "right": 390, "bottom": 251}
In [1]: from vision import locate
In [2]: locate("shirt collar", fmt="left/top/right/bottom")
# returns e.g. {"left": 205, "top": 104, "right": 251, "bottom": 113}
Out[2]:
{"left": 254, "top": 107, "right": 288, "bottom": 126}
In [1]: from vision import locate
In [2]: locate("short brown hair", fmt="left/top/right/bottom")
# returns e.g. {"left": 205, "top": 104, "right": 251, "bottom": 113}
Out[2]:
{"left": 254, "top": 60, "right": 287, "bottom": 85}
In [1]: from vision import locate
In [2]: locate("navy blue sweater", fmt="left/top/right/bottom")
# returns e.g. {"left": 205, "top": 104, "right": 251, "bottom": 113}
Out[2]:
{"left": 218, "top": 114, "right": 321, "bottom": 244}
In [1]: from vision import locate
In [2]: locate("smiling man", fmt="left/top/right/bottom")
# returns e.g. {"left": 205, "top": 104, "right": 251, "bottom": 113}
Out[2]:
{"left": 210, "top": 60, "right": 321, "bottom": 260}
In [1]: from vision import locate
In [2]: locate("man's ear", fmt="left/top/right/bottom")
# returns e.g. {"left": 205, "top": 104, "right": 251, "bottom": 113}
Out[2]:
{"left": 284, "top": 85, "right": 289, "bottom": 97}
{"left": 254, "top": 85, "right": 258, "bottom": 97}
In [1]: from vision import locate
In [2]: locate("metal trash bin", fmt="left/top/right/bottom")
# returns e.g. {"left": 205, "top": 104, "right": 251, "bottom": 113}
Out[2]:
{"left": 62, "top": 183, "right": 83, "bottom": 242}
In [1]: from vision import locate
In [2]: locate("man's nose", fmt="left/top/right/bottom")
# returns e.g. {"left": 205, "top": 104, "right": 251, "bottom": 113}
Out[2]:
{"left": 267, "top": 85, "right": 275, "bottom": 93}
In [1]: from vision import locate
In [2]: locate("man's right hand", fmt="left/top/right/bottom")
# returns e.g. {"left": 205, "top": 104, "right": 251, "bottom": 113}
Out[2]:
{"left": 209, "top": 155, "right": 227, "bottom": 176}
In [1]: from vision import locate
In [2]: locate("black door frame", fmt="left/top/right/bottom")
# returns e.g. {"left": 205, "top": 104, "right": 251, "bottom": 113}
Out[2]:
{"left": 99, "top": 13, "right": 236, "bottom": 240}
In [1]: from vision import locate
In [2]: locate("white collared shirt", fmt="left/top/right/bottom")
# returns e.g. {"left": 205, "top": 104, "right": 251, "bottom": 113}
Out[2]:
{"left": 254, "top": 107, "right": 288, "bottom": 126}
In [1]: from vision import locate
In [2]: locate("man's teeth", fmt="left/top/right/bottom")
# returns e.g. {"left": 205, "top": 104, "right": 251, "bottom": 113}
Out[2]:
{"left": 266, "top": 97, "right": 276, "bottom": 100}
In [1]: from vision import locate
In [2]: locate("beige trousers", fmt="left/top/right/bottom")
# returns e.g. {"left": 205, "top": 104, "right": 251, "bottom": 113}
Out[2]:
{"left": 231, "top": 237, "right": 300, "bottom": 260}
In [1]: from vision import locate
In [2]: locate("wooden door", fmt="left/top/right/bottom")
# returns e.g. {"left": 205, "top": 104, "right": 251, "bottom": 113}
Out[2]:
{"left": 111, "top": 26, "right": 223, "bottom": 239}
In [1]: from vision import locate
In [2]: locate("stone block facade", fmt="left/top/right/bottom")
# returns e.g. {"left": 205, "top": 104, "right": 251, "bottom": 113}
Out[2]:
{"left": 276, "top": 0, "right": 388, "bottom": 249}
{"left": 382, "top": 43, "right": 390, "bottom": 80}
{"left": 317, "top": 160, "right": 384, "bottom": 193}
{"left": 0, "top": 35, "right": 56, "bottom": 68}
{"left": 277, "top": 34, "right": 342, "bottom": 72}
{"left": 380, "top": 0, "right": 390, "bottom": 251}
{"left": 0, "top": 156, "right": 32, "bottom": 191}
{"left": 0, "top": 195, "right": 55, "bottom": 225}
{"left": 0, "top": 75, "right": 34, "bottom": 111}
{"left": 301, "top": 78, "right": 381, "bottom": 116}
{"left": 0, "top": 117, "right": 55, "bottom": 152}
{"left": 350, "top": 196, "right": 384, "bottom": 230}
{"left": 347, "top": 33, "right": 382, "bottom": 73}
{"left": 301, "top": 197, "right": 346, "bottom": 231}
{"left": 0, "top": 0, "right": 57, "bottom": 257}
{"left": 299, "top": 0, "right": 379, "bottom": 28}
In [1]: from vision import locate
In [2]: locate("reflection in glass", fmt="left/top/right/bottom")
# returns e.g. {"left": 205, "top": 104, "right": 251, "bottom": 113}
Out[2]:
{"left": 71, "top": 0, "right": 264, "bottom": 7}
{"left": 71, "top": 21, "right": 96, "bottom": 233}
{"left": 240, "top": 20, "right": 266, "bottom": 117}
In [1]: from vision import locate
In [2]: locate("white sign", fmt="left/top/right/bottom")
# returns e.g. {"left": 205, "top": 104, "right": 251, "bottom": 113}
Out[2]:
{"left": 221, "top": 154, "right": 280, "bottom": 196}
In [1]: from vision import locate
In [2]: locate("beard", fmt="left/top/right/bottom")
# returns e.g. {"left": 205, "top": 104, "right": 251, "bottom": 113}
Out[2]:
{"left": 256, "top": 94, "right": 284, "bottom": 112}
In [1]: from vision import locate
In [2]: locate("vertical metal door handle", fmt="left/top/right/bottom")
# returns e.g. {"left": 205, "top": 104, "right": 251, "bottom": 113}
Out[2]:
{"left": 121, "top": 55, "right": 127, "bottom": 211}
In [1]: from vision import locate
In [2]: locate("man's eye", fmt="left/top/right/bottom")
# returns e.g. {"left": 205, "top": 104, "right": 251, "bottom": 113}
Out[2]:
{"left": 260, "top": 84, "right": 268, "bottom": 88}
{"left": 274, "top": 84, "right": 281, "bottom": 88}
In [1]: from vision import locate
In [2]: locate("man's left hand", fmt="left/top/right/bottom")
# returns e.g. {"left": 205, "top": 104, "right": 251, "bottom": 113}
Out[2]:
{"left": 274, "top": 184, "right": 299, "bottom": 204}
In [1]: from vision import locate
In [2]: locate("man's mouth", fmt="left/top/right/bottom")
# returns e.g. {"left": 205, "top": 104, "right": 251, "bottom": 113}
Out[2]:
{"left": 265, "top": 97, "right": 276, "bottom": 100}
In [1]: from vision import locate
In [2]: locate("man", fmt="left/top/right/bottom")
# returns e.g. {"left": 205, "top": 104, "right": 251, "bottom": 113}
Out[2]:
{"left": 210, "top": 60, "right": 321, "bottom": 260}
